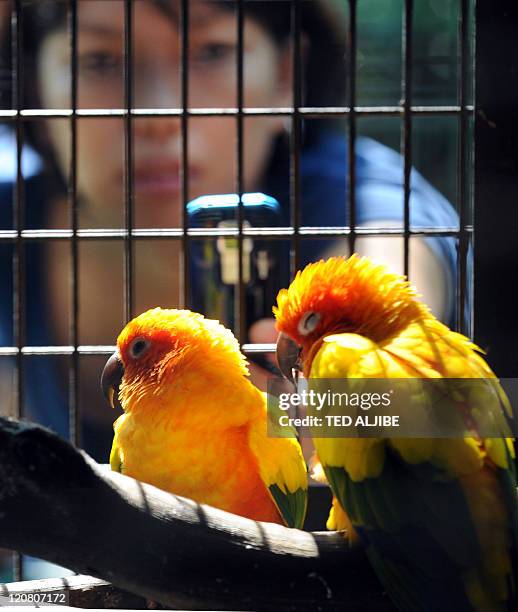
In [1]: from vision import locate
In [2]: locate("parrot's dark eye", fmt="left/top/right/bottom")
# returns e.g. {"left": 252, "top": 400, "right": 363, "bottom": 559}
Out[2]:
{"left": 298, "top": 311, "right": 321, "bottom": 336}
{"left": 129, "top": 336, "right": 151, "bottom": 359}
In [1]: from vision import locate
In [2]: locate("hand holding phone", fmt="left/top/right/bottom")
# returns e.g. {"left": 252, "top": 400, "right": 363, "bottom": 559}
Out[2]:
{"left": 187, "top": 193, "right": 288, "bottom": 333}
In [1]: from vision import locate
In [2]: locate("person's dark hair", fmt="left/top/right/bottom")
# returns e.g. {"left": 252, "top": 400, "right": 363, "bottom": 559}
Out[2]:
{"left": 0, "top": 0, "right": 346, "bottom": 183}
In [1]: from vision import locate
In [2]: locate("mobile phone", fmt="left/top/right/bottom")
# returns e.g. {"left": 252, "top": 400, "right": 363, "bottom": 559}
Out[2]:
{"left": 187, "top": 193, "right": 287, "bottom": 345}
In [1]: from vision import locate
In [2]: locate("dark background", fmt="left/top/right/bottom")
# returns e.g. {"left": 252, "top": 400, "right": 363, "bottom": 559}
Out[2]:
{"left": 474, "top": 0, "right": 518, "bottom": 377}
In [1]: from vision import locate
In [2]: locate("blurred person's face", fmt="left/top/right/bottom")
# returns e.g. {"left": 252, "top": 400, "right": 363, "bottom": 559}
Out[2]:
{"left": 38, "top": 0, "right": 290, "bottom": 228}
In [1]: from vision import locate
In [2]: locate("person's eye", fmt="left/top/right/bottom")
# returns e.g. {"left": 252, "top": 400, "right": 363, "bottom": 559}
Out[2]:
{"left": 192, "top": 43, "right": 235, "bottom": 66}
{"left": 79, "top": 51, "right": 122, "bottom": 77}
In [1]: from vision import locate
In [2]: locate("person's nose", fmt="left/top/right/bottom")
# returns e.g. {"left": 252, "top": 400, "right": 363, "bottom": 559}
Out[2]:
{"left": 132, "top": 112, "right": 181, "bottom": 143}
{"left": 134, "top": 65, "right": 181, "bottom": 109}
{"left": 132, "top": 67, "right": 181, "bottom": 141}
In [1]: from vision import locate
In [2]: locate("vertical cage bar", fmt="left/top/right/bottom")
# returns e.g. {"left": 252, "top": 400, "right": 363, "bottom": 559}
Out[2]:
{"left": 180, "top": 0, "right": 190, "bottom": 308}
{"left": 290, "top": 0, "right": 301, "bottom": 276}
{"left": 236, "top": 0, "right": 245, "bottom": 342}
{"left": 11, "top": 0, "right": 24, "bottom": 581}
{"left": 347, "top": 0, "right": 357, "bottom": 255}
{"left": 67, "top": 0, "right": 79, "bottom": 447}
{"left": 456, "top": 0, "right": 470, "bottom": 336}
{"left": 123, "top": 0, "right": 134, "bottom": 322}
{"left": 401, "top": 0, "right": 413, "bottom": 277}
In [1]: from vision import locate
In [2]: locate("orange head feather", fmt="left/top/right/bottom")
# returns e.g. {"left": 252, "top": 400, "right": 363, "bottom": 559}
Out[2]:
{"left": 273, "top": 255, "right": 429, "bottom": 371}
{"left": 115, "top": 307, "right": 249, "bottom": 414}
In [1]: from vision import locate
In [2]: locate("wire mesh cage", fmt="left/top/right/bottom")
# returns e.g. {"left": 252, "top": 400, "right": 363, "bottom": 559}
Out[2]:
{"left": 0, "top": 0, "right": 479, "bottom": 587}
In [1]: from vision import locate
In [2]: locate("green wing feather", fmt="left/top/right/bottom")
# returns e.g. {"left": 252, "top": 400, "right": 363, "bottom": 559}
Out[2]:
{"left": 249, "top": 392, "right": 308, "bottom": 529}
{"left": 268, "top": 484, "right": 307, "bottom": 529}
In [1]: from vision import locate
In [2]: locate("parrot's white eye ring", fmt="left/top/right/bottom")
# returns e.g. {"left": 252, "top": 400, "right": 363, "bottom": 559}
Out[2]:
{"left": 298, "top": 311, "right": 321, "bottom": 336}
{"left": 129, "top": 336, "right": 151, "bottom": 359}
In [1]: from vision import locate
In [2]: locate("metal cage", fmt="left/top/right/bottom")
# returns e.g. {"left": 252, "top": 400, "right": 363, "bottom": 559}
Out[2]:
{"left": 3, "top": 0, "right": 514, "bottom": 585}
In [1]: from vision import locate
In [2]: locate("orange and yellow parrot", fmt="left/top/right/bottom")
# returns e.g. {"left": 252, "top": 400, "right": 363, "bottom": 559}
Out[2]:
{"left": 101, "top": 307, "right": 307, "bottom": 528}
{"left": 274, "top": 254, "right": 517, "bottom": 611}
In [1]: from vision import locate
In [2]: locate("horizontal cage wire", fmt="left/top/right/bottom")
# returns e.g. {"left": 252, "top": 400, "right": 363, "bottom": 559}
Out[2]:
{"left": 0, "top": 0, "right": 474, "bottom": 582}
{"left": 0, "top": 105, "right": 474, "bottom": 118}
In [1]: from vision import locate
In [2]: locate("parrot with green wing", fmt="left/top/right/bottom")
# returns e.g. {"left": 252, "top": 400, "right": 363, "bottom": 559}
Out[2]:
{"left": 274, "top": 254, "right": 517, "bottom": 611}
{"left": 101, "top": 307, "right": 307, "bottom": 528}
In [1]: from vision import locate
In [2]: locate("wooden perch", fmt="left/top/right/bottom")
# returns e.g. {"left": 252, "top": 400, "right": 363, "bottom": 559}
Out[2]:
{"left": 0, "top": 416, "right": 391, "bottom": 611}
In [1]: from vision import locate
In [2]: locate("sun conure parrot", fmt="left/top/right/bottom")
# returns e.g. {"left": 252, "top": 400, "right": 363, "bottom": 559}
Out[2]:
{"left": 101, "top": 307, "right": 307, "bottom": 528}
{"left": 274, "top": 254, "right": 517, "bottom": 611}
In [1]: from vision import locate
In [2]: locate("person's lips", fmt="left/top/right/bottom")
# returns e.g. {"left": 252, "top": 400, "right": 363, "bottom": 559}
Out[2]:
{"left": 132, "top": 160, "right": 199, "bottom": 197}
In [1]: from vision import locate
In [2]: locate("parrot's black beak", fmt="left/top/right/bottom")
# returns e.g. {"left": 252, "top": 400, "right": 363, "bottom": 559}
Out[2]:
{"left": 276, "top": 332, "right": 302, "bottom": 389}
{"left": 101, "top": 352, "right": 124, "bottom": 410}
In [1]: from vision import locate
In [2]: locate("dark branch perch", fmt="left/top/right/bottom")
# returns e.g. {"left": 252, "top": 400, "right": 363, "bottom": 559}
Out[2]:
{"left": 0, "top": 416, "right": 391, "bottom": 611}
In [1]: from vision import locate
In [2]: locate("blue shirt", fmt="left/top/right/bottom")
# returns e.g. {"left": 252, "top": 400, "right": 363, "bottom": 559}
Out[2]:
{"left": 295, "top": 134, "right": 460, "bottom": 321}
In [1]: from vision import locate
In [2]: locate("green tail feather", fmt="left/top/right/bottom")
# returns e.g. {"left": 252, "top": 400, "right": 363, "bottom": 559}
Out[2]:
{"left": 269, "top": 484, "right": 307, "bottom": 529}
